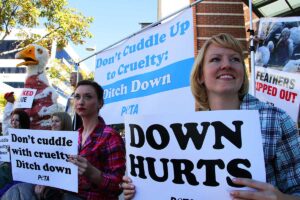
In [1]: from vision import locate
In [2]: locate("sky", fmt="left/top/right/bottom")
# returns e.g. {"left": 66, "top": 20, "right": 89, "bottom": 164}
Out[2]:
{"left": 67, "top": 0, "right": 158, "bottom": 72}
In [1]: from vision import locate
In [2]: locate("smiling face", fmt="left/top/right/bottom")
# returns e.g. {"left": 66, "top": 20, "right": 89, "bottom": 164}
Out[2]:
{"left": 51, "top": 116, "right": 62, "bottom": 130}
{"left": 202, "top": 44, "right": 244, "bottom": 97}
{"left": 74, "top": 85, "right": 102, "bottom": 118}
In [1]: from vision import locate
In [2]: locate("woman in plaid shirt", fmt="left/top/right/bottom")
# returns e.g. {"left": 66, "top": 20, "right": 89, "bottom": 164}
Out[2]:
{"left": 68, "top": 80, "right": 126, "bottom": 200}
{"left": 122, "top": 33, "right": 300, "bottom": 200}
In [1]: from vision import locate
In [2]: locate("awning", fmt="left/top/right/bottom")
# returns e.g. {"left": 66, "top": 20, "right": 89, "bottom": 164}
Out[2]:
{"left": 243, "top": 0, "right": 300, "bottom": 17}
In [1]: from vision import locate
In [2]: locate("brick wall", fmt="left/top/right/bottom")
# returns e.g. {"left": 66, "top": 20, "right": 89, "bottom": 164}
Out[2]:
{"left": 191, "top": 0, "right": 248, "bottom": 62}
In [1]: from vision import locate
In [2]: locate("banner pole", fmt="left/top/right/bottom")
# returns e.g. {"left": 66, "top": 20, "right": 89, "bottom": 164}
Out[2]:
{"left": 248, "top": 0, "right": 256, "bottom": 96}
{"left": 74, "top": 62, "right": 80, "bottom": 130}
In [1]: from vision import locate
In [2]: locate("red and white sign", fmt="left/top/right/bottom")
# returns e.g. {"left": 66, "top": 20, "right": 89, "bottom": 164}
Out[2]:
{"left": 14, "top": 88, "right": 37, "bottom": 109}
{"left": 255, "top": 67, "right": 300, "bottom": 123}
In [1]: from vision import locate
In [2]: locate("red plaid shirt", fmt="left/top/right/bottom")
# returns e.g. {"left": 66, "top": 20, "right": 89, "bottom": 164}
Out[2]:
{"left": 77, "top": 117, "right": 125, "bottom": 200}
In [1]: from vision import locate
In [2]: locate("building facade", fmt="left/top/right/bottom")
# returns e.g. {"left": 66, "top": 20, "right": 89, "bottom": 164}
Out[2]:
{"left": 158, "top": 0, "right": 300, "bottom": 72}
{"left": 0, "top": 29, "right": 89, "bottom": 121}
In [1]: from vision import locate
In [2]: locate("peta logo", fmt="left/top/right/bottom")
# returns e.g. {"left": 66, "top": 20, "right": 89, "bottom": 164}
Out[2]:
{"left": 171, "top": 197, "right": 193, "bottom": 200}
{"left": 38, "top": 175, "right": 49, "bottom": 181}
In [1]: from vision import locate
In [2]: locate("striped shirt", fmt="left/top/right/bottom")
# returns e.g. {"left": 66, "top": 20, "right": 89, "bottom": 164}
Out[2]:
{"left": 240, "top": 94, "right": 300, "bottom": 195}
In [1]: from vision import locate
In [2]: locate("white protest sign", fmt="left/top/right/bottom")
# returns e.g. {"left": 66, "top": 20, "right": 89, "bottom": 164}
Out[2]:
{"left": 95, "top": 8, "right": 195, "bottom": 124}
{"left": 255, "top": 67, "right": 300, "bottom": 123}
{"left": 9, "top": 129, "right": 78, "bottom": 192}
{"left": 14, "top": 88, "right": 37, "bottom": 109}
{"left": 125, "top": 110, "right": 266, "bottom": 200}
{"left": 0, "top": 136, "right": 10, "bottom": 162}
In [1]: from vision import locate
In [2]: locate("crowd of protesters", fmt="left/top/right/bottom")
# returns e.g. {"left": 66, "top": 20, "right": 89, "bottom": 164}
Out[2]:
{"left": 0, "top": 33, "right": 300, "bottom": 200}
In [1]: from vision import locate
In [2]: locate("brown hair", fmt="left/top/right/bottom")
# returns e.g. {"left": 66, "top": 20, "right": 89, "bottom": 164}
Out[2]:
{"left": 51, "top": 112, "right": 72, "bottom": 131}
{"left": 76, "top": 80, "right": 104, "bottom": 102}
{"left": 11, "top": 109, "right": 30, "bottom": 129}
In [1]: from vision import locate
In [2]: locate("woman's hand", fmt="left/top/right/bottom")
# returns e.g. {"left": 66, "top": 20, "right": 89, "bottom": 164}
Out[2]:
{"left": 68, "top": 155, "right": 103, "bottom": 184}
{"left": 68, "top": 155, "right": 92, "bottom": 176}
{"left": 122, "top": 176, "right": 136, "bottom": 200}
{"left": 34, "top": 185, "right": 46, "bottom": 200}
{"left": 230, "top": 178, "right": 285, "bottom": 200}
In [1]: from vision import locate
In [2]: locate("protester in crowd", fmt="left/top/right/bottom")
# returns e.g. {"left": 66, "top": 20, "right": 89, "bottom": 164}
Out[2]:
{"left": 67, "top": 80, "right": 126, "bottom": 200}
{"left": 1, "top": 92, "right": 15, "bottom": 135}
{"left": 70, "top": 72, "right": 83, "bottom": 88}
{"left": 34, "top": 112, "right": 73, "bottom": 200}
{"left": 50, "top": 112, "right": 72, "bottom": 131}
{"left": 0, "top": 109, "right": 30, "bottom": 197}
{"left": 121, "top": 33, "right": 300, "bottom": 200}
{"left": 66, "top": 72, "right": 83, "bottom": 130}
{"left": 9, "top": 109, "right": 30, "bottom": 129}
{"left": 1, "top": 112, "right": 73, "bottom": 200}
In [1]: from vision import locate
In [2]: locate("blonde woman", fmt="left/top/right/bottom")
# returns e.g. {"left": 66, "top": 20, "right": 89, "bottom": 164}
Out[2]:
{"left": 122, "top": 33, "right": 300, "bottom": 200}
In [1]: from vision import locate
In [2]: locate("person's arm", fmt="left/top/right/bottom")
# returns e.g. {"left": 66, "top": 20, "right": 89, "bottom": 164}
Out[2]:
{"left": 69, "top": 129, "right": 126, "bottom": 194}
{"left": 230, "top": 178, "right": 300, "bottom": 200}
{"left": 2, "top": 101, "right": 14, "bottom": 135}
{"left": 231, "top": 112, "right": 300, "bottom": 199}
{"left": 68, "top": 155, "right": 103, "bottom": 181}
{"left": 95, "top": 131, "right": 126, "bottom": 193}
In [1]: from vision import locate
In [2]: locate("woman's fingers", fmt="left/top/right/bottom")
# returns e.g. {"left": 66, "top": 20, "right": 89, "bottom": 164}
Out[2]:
{"left": 230, "top": 178, "right": 281, "bottom": 200}
{"left": 68, "top": 155, "right": 89, "bottom": 175}
{"left": 122, "top": 176, "right": 132, "bottom": 183}
{"left": 121, "top": 176, "right": 136, "bottom": 200}
{"left": 232, "top": 178, "right": 275, "bottom": 191}
{"left": 123, "top": 185, "right": 136, "bottom": 200}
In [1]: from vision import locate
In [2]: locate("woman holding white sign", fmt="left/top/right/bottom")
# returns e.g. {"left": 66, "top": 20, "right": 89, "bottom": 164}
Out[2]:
{"left": 122, "top": 33, "right": 300, "bottom": 200}
{"left": 0, "top": 109, "right": 30, "bottom": 197}
{"left": 1, "top": 112, "right": 72, "bottom": 200}
{"left": 34, "top": 112, "right": 72, "bottom": 199}
{"left": 68, "top": 80, "right": 126, "bottom": 200}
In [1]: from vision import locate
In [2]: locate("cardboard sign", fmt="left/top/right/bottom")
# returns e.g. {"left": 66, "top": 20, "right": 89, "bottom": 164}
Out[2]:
{"left": 95, "top": 8, "right": 195, "bottom": 124}
{"left": 0, "top": 136, "right": 10, "bottom": 162}
{"left": 9, "top": 129, "right": 78, "bottom": 192}
{"left": 14, "top": 88, "right": 37, "bottom": 108}
{"left": 255, "top": 67, "right": 300, "bottom": 123}
{"left": 125, "top": 110, "right": 266, "bottom": 200}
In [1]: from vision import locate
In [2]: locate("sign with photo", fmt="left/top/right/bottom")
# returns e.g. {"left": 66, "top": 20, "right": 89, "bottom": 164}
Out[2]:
{"left": 255, "top": 17, "right": 300, "bottom": 126}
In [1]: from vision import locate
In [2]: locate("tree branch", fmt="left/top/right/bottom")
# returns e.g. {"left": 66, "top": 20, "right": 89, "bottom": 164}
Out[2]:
{"left": 0, "top": 26, "right": 62, "bottom": 56}
{"left": 1, "top": 4, "right": 19, "bottom": 41}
